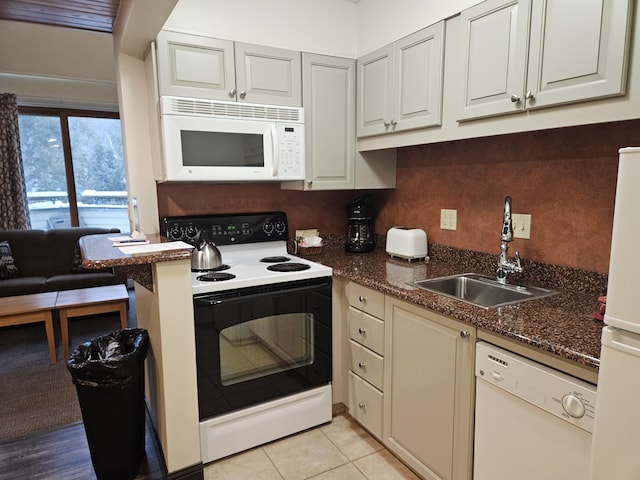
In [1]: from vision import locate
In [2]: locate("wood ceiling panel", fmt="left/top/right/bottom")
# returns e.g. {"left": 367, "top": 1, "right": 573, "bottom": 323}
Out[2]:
{"left": 0, "top": 0, "right": 120, "bottom": 33}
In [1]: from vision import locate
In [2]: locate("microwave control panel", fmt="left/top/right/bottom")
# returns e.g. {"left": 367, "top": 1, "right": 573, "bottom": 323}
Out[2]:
{"left": 276, "top": 124, "right": 305, "bottom": 180}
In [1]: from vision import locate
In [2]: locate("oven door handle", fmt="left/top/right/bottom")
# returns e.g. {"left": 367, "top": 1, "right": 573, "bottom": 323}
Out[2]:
{"left": 194, "top": 279, "right": 332, "bottom": 306}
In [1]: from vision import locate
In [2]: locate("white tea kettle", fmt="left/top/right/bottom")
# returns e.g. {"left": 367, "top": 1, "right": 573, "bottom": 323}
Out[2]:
{"left": 191, "top": 236, "right": 222, "bottom": 272}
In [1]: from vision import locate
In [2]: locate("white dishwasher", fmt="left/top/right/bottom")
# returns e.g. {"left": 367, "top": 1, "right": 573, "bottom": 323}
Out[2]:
{"left": 474, "top": 342, "right": 597, "bottom": 480}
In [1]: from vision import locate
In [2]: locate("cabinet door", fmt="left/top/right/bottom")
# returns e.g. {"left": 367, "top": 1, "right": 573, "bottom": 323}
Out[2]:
{"left": 357, "top": 44, "right": 394, "bottom": 137}
{"left": 458, "top": 0, "right": 531, "bottom": 121}
{"left": 394, "top": 22, "right": 445, "bottom": 132}
{"left": 234, "top": 43, "right": 302, "bottom": 107}
{"left": 526, "top": 0, "right": 632, "bottom": 109}
{"left": 383, "top": 298, "right": 475, "bottom": 480}
{"left": 156, "top": 30, "right": 236, "bottom": 101}
{"left": 301, "top": 53, "right": 356, "bottom": 190}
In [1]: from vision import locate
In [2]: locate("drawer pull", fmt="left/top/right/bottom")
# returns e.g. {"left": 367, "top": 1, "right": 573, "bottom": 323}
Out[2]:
{"left": 358, "top": 362, "right": 367, "bottom": 369}
{"left": 358, "top": 402, "right": 367, "bottom": 409}
{"left": 358, "top": 327, "right": 367, "bottom": 335}
{"left": 460, "top": 330, "right": 471, "bottom": 339}
{"left": 358, "top": 295, "right": 366, "bottom": 302}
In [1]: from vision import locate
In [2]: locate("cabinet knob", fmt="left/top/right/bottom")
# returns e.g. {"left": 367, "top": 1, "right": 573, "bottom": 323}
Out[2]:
{"left": 239, "top": 90, "right": 247, "bottom": 99}
{"left": 307, "top": 180, "right": 313, "bottom": 186}
{"left": 383, "top": 121, "right": 391, "bottom": 127}
{"left": 358, "top": 402, "right": 367, "bottom": 409}
{"left": 358, "top": 327, "right": 367, "bottom": 335}
{"left": 460, "top": 330, "right": 470, "bottom": 338}
{"left": 510, "top": 93, "right": 521, "bottom": 103}
{"left": 358, "top": 362, "right": 367, "bottom": 369}
{"left": 229, "top": 88, "right": 236, "bottom": 97}
{"left": 358, "top": 295, "right": 366, "bottom": 302}
{"left": 390, "top": 119, "right": 397, "bottom": 126}
{"left": 525, "top": 90, "right": 534, "bottom": 100}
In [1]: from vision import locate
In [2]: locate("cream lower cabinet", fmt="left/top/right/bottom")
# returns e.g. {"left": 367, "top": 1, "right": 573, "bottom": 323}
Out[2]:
{"left": 383, "top": 296, "right": 476, "bottom": 480}
{"left": 347, "top": 283, "right": 385, "bottom": 438}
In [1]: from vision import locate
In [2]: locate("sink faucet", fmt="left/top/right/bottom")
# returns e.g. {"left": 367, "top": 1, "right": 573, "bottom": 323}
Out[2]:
{"left": 496, "top": 196, "right": 523, "bottom": 284}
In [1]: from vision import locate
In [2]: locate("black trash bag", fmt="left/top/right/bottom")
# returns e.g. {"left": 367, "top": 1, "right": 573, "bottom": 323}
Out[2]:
{"left": 67, "top": 328, "right": 149, "bottom": 480}
{"left": 67, "top": 328, "right": 149, "bottom": 388}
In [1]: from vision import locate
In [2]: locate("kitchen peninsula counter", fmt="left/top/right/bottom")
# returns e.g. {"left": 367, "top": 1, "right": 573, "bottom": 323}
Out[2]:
{"left": 302, "top": 238, "right": 604, "bottom": 381}
{"left": 79, "top": 233, "right": 202, "bottom": 477}
{"left": 79, "top": 233, "right": 193, "bottom": 291}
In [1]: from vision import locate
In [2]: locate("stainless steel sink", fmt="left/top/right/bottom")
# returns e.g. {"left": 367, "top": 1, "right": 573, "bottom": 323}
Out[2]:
{"left": 409, "top": 273, "right": 557, "bottom": 309}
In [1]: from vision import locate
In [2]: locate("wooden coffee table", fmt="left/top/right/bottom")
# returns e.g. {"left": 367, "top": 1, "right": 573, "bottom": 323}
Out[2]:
{"left": 56, "top": 284, "right": 129, "bottom": 360}
{"left": 0, "top": 292, "right": 58, "bottom": 364}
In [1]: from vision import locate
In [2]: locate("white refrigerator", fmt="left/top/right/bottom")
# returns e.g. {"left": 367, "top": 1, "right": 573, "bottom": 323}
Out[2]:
{"left": 590, "top": 147, "right": 640, "bottom": 479}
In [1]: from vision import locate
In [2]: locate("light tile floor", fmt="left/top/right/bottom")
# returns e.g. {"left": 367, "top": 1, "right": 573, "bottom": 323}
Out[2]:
{"left": 203, "top": 413, "right": 421, "bottom": 480}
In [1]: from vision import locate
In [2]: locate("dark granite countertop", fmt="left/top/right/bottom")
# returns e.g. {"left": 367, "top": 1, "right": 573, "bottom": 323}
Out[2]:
{"left": 78, "top": 233, "right": 193, "bottom": 291}
{"left": 79, "top": 233, "right": 193, "bottom": 268}
{"left": 300, "top": 237, "right": 604, "bottom": 372}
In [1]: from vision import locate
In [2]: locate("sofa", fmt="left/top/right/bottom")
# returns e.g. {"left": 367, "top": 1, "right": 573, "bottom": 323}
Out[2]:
{"left": 0, "top": 227, "right": 121, "bottom": 298}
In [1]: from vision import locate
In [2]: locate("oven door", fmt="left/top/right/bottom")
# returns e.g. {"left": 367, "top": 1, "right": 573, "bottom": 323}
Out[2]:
{"left": 193, "top": 277, "right": 332, "bottom": 420}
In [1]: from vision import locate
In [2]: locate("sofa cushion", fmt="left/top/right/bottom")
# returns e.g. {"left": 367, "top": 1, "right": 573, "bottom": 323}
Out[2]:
{"left": 0, "top": 241, "right": 19, "bottom": 280}
{"left": 0, "top": 276, "right": 47, "bottom": 297}
{"left": 0, "top": 230, "right": 48, "bottom": 277}
{"left": 45, "top": 228, "right": 118, "bottom": 276}
{"left": 45, "top": 273, "right": 118, "bottom": 292}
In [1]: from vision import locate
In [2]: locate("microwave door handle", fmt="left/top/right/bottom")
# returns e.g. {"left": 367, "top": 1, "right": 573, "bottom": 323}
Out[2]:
{"left": 270, "top": 124, "right": 278, "bottom": 177}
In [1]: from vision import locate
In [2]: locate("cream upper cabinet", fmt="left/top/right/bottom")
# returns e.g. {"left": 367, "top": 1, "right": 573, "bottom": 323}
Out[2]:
{"left": 234, "top": 42, "right": 302, "bottom": 107}
{"left": 357, "top": 22, "right": 445, "bottom": 137}
{"left": 459, "top": 0, "right": 632, "bottom": 121}
{"left": 156, "top": 30, "right": 236, "bottom": 101}
{"left": 383, "top": 296, "right": 475, "bottom": 480}
{"left": 282, "top": 53, "right": 396, "bottom": 191}
{"left": 156, "top": 30, "right": 301, "bottom": 106}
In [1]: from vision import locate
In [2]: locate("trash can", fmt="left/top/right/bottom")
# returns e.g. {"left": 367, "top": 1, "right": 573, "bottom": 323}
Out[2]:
{"left": 67, "top": 328, "right": 149, "bottom": 480}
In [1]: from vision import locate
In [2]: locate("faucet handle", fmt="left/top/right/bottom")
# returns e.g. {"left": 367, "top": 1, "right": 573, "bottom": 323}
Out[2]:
{"left": 514, "top": 251, "right": 523, "bottom": 271}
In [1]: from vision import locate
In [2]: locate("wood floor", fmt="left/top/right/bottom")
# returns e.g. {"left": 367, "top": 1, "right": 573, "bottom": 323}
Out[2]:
{"left": 0, "top": 416, "right": 165, "bottom": 480}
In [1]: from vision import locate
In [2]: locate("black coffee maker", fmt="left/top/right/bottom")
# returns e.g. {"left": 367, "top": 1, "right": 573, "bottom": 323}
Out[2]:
{"left": 346, "top": 194, "right": 376, "bottom": 253}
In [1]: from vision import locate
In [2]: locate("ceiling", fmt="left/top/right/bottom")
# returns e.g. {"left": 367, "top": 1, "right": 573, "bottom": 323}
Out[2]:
{"left": 0, "top": 0, "right": 121, "bottom": 34}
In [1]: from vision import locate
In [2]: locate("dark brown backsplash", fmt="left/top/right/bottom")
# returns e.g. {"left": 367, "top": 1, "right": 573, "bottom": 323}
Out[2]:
{"left": 157, "top": 119, "right": 640, "bottom": 274}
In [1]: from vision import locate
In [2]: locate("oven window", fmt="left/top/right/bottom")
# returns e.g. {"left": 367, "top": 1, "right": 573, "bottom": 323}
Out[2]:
{"left": 219, "top": 313, "right": 313, "bottom": 386}
{"left": 181, "top": 131, "right": 264, "bottom": 167}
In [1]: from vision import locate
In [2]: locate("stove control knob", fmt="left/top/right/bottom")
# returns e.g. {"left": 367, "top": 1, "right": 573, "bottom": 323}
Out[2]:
{"left": 275, "top": 221, "right": 286, "bottom": 234}
{"left": 167, "top": 225, "right": 183, "bottom": 240}
{"left": 185, "top": 225, "right": 198, "bottom": 239}
{"left": 562, "top": 393, "right": 586, "bottom": 418}
{"left": 263, "top": 222, "right": 274, "bottom": 235}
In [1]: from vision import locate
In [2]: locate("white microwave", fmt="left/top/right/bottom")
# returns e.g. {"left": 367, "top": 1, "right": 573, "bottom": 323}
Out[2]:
{"left": 159, "top": 96, "right": 305, "bottom": 182}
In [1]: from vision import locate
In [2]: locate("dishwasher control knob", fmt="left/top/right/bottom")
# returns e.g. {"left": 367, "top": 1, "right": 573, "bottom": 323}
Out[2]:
{"left": 562, "top": 393, "right": 586, "bottom": 418}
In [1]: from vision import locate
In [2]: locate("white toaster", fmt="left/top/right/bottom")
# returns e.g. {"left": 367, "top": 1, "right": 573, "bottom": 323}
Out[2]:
{"left": 386, "top": 227, "right": 428, "bottom": 260}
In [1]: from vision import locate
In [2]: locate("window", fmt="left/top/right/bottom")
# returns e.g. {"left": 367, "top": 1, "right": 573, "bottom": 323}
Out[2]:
{"left": 18, "top": 108, "right": 128, "bottom": 231}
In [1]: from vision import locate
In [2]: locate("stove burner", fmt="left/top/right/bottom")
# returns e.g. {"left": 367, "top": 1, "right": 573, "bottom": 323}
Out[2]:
{"left": 192, "top": 264, "right": 231, "bottom": 273}
{"left": 260, "top": 256, "right": 291, "bottom": 263}
{"left": 196, "top": 272, "right": 236, "bottom": 282}
{"left": 267, "top": 263, "right": 311, "bottom": 272}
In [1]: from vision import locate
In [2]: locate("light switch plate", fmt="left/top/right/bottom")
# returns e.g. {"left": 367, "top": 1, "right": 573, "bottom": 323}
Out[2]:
{"left": 441, "top": 209, "right": 457, "bottom": 230}
{"left": 512, "top": 213, "right": 531, "bottom": 239}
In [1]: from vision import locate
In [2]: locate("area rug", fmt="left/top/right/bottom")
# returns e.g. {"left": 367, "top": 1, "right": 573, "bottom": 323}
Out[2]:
{"left": 0, "top": 291, "right": 137, "bottom": 442}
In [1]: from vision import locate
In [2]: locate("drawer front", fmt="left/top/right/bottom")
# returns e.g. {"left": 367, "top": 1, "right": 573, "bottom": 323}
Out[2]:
{"left": 349, "top": 340, "right": 384, "bottom": 390}
{"left": 348, "top": 371, "right": 383, "bottom": 439}
{"left": 348, "top": 283, "right": 384, "bottom": 318}
{"left": 348, "top": 306, "right": 384, "bottom": 355}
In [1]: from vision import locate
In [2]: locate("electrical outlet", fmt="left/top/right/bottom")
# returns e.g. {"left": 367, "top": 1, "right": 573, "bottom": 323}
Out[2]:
{"left": 512, "top": 213, "right": 531, "bottom": 239}
{"left": 441, "top": 209, "right": 457, "bottom": 230}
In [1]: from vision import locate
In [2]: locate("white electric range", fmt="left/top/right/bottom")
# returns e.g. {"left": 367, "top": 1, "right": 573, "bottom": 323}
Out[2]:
{"left": 160, "top": 212, "right": 334, "bottom": 463}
